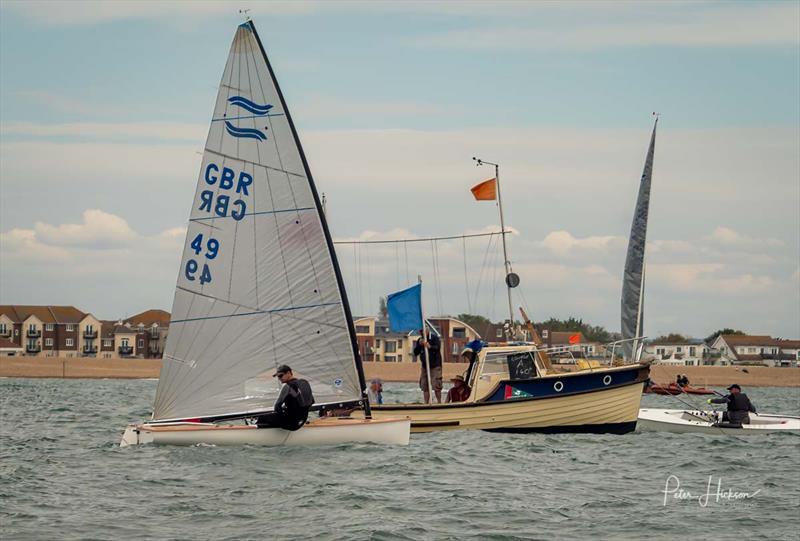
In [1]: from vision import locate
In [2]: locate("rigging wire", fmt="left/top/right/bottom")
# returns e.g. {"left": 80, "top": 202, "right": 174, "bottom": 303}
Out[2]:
{"left": 333, "top": 230, "right": 504, "bottom": 245}
{"left": 462, "top": 235, "right": 472, "bottom": 314}
{"left": 404, "top": 241, "right": 410, "bottom": 285}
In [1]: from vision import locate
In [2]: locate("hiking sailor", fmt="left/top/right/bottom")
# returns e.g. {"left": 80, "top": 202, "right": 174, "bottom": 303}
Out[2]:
{"left": 257, "top": 364, "right": 315, "bottom": 430}
{"left": 707, "top": 384, "right": 756, "bottom": 425}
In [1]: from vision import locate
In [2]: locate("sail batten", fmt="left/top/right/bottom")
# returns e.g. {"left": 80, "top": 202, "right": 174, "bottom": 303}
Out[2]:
{"left": 152, "top": 21, "right": 362, "bottom": 422}
{"left": 621, "top": 119, "right": 657, "bottom": 361}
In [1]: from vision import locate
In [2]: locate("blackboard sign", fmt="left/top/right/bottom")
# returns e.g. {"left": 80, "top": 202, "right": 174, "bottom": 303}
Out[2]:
{"left": 507, "top": 352, "right": 536, "bottom": 380}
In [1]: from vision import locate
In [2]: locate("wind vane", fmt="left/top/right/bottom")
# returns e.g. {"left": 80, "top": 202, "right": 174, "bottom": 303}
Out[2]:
{"left": 239, "top": 9, "right": 251, "bottom": 22}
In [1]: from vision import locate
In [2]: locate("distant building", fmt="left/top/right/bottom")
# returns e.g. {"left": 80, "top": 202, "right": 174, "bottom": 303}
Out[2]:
{"left": 353, "top": 316, "right": 480, "bottom": 363}
{"left": 644, "top": 338, "right": 707, "bottom": 366}
{"left": 0, "top": 305, "right": 170, "bottom": 359}
{"left": 0, "top": 337, "right": 23, "bottom": 356}
{"left": 709, "top": 335, "right": 799, "bottom": 367}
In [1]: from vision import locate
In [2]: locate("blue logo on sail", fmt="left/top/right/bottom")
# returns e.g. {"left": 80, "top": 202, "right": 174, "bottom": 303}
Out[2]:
{"left": 225, "top": 121, "right": 267, "bottom": 141}
{"left": 228, "top": 96, "right": 273, "bottom": 115}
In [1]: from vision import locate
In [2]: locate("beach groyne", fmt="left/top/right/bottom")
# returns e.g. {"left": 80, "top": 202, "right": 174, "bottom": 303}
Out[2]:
{"left": 1, "top": 357, "right": 799, "bottom": 387}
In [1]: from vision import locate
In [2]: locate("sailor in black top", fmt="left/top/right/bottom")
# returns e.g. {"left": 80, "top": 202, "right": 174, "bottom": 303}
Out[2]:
{"left": 257, "top": 364, "right": 315, "bottom": 431}
{"left": 708, "top": 384, "right": 756, "bottom": 425}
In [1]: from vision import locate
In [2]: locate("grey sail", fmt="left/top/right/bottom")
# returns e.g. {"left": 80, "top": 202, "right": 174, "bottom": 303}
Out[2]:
{"left": 152, "top": 22, "right": 362, "bottom": 422}
{"left": 621, "top": 119, "right": 657, "bottom": 361}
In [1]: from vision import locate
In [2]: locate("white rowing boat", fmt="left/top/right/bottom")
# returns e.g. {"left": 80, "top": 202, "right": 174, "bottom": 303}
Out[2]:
{"left": 120, "top": 19, "right": 409, "bottom": 447}
{"left": 637, "top": 408, "right": 800, "bottom": 434}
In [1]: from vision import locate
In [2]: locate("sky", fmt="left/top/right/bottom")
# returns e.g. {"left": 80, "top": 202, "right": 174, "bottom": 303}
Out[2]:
{"left": 0, "top": 1, "right": 798, "bottom": 339}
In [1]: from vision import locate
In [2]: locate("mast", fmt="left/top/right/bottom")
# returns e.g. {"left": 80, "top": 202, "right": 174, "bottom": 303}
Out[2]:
{"left": 246, "top": 21, "right": 371, "bottom": 416}
{"left": 473, "top": 157, "right": 516, "bottom": 330}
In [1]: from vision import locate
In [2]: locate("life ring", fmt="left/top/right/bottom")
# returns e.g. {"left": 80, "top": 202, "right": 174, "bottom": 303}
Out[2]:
{"left": 603, "top": 375, "right": 612, "bottom": 386}
{"left": 554, "top": 381, "right": 564, "bottom": 392}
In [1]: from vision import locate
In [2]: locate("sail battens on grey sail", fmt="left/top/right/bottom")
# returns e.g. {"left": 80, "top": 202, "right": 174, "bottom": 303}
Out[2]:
{"left": 621, "top": 119, "right": 657, "bottom": 361}
{"left": 152, "top": 22, "right": 360, "bottom": 422}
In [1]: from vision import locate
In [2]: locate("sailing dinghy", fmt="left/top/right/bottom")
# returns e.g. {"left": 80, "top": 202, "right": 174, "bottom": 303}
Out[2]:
{"left": 121, "top": 20, "right": 409, "bottom": 447}
{"left": 638, "top": 409, "right": 800, "bottom": 434}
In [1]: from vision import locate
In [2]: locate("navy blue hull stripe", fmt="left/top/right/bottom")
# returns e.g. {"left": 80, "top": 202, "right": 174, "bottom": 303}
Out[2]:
{"left": 483, "top": 421, "right": 638, "bottom": 435}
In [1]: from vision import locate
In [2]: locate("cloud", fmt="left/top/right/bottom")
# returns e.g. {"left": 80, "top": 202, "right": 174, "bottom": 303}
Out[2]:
{"left": 540, "top": 230, "right": 620, "bottom": 256}
{"left": 648, "top": 263, "right": 773, "bottom": 295}
{"left": 1, "top": 121, "right": 206, "bottom": 142}
{"left": 707, "top": 226, "right": 783, "bottom": 248}
{"left": 33, "top": 209, "right": 137, "bottom": 249}
{"left": 415, "top": 3, "right": 800, "bottom": 50}
{"left": 0, "top": 1, "right": 317, "bottom": 26}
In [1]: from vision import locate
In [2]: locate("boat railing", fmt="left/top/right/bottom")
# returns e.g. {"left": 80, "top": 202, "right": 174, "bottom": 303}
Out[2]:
{"left": 604, "top": 336, "right": 648, "bottom": 365}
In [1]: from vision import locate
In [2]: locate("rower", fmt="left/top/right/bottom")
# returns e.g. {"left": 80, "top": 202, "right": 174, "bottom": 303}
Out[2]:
{"left": 707, "top": 384, "right": 756, "bottom": 426}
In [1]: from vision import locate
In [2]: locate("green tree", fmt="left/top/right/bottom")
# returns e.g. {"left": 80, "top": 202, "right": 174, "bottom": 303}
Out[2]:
{"left": 534, "top": 317, "right": 612, "bottom": 343}
{"left": 456, "top": 313, "right": 493, "bottom": 335}
{"left": 651, "top": 333, "right": 688, "bottom": 343}
{"left": 705, "top": 328, "right": 745, "bottom": 344}
{"left": 378, "top": 297, "right": 388, "bottom": 319}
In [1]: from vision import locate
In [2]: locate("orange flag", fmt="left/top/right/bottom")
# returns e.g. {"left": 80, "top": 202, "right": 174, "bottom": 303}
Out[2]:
{"left": 568, "top": 333, "right": 581, "bottom": 344}
{"left": 471, "top": 178, "right": 497, "bottom": 201}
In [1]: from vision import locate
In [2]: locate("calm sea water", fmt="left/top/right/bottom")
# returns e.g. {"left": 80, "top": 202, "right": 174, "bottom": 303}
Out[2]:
{"left": 1, "top": 378, "right": 798, "bottom": 541}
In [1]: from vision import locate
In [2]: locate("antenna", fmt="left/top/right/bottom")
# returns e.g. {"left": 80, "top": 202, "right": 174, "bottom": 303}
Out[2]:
{"left": 239, "top": 9, "right": 251, "bottom": 22}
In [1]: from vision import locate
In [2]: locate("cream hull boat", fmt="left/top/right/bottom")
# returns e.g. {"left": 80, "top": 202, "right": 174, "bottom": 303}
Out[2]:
{"left": 637, "top": 409, "right": 800, "bottom": 434}
{"left": 357, "top": 363, "right": 649, "bottom": 434}
{"left": 120, "top": 417, "right": 410, "bottom": 447}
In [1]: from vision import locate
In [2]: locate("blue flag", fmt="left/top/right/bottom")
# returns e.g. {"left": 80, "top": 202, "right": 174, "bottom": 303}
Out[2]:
{"left": 387, "top": 284, "right": 423, "bottom": 333}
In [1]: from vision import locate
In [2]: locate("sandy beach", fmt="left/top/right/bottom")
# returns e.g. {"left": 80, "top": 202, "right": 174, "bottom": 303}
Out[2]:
{"left": 2, "top": 357, "right": 799, "bottom": 387}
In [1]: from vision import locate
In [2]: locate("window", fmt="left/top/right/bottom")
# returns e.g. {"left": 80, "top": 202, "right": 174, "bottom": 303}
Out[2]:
{"left": 66, "top": 324, "right": 74, "bottom": 332}
{"left": 453, "top": 327, "right": 466, "bottom": 338}
{"left": 65, "top": 338, "right": 74, "bottom": 347}
{"left": 748, "top": 347, "right": 756, "bottom": 353}
{"left": 45, "top": 338, "right": 53, "bottom": 347}
{"left": 452, "top": 343, "right": 459, "bottom": 355}
{"left": 138, "top": 339, "right": 145, "bottom": 348}
{"left": 376, "top": 339, "right": 381, "bottom": 347}
{"left": 542, "top": 330, "right": 549, "bottom": 339}
{"left": 85, "top": 325, "right": 94, "bottom": 334}
{"left": 385, "top": 355, "right": 395, "bottom": 362}
{"left": 656, "top": 348, "right": 665, "bottom": 355}
{"left": 45, "top": 323, "right": 54, "bottom": 331}
{"left": 104, "top": 353, "right": 112, "bottom": 358}
{"left": 689, "top": 347, "right": 696, "bottom": 356}
{"left": 676, "top": 346, "right": 682, "bottom": 353}
{"left": 496, "top": 329, "right": 503, "bottom": 338}
{"left": 103, "top": 339, "right": 113, "bottom": 348}
{"left": 121, "top": 338, "right": 129, "bottom": 347}
{"left": 355, "top": 325, "right": 370, "bottom": 334}
{"left": 0, "top": 323, "right": 6, "bottom": 334}
{"left": 385, "top": 341, "right": 397, "bottom": 353}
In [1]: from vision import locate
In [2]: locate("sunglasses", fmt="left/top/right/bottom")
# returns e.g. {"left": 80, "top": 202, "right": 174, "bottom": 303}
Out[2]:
{"left": 276, "top": 372, "right": 286, "bottom": 378}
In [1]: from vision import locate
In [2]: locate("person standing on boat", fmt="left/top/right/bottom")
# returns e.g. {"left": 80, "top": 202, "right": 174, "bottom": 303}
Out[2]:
{"left": 367, "top": 378, "right": 383, "bottom": 405}
{"left": 414, "top": 328, "right": 442, "bottom": 404}
{"left": 707, "top": 384, "right": 756, "bottom": 425}
{"left": 257, "top": 364, "right": 315, "bottom": 431}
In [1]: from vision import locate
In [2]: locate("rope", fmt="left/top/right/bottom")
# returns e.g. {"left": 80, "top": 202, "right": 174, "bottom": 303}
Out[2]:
{"left": 333, "top": 230, "right": 505, "bottom": 245}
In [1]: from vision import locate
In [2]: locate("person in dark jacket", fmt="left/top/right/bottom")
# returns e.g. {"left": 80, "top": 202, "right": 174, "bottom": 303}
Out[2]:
{"left": 708, "top": 384, "right": 756, "bottom": 425}
{"left": 414, "top": 328, "right": 442, "bottom": 404}
{"left": 257, "top": 364, "right": 315, "bottom": 430}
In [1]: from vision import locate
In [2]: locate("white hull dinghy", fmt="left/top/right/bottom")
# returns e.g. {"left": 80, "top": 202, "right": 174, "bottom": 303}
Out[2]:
{"left": 121, "top": 417, "right": 410, "bottom": 447}
{"left": 120, "top": 19, "right": 409, "bottom": 447}
{"left": 638, "top": 409, "right": 800, "bottom": 434}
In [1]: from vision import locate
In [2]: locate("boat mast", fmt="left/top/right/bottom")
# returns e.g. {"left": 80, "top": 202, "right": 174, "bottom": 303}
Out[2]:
{"left": 473, "top": 157, "right": 516, "bottom": 331}
{"left": 248, "top": 20, "right": 372, "bottom": 418}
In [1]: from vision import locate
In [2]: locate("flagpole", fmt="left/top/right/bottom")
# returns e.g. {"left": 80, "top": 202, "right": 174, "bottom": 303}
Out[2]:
{"left": 473, "top": 157, "right": 516, "bottom": 332}
{"left": 418, "top": 275, "right": 434, "bottom": 403}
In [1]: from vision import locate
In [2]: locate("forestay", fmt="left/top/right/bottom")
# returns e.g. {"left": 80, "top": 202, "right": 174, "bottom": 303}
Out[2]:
{"left": 620, "top": 118, "right": 657, "bottom": 361}
{"left": 152, "top": 22, "right": 361, "bottom": 422}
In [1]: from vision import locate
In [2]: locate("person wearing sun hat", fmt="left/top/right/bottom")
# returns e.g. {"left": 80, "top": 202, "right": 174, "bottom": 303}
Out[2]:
{"left": 445, "top": 374, "right": 471, "bottom": 403}
{"left": 707, "top": 383, "right": 756, "bottom": 425}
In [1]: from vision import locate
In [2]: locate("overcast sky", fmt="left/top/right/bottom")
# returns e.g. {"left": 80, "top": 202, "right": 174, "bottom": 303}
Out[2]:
{"left": 1, "top": 1, "right": 798, "bottom": 339}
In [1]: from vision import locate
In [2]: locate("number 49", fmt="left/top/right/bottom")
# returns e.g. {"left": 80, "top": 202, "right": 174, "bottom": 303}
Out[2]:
{"left": 190, "top": 233, "right": 220, "bottom": 259}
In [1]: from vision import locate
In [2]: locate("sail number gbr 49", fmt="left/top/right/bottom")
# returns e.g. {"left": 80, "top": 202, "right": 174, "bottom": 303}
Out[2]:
{"left": 187, "top": 162, "right": 254, "bottom": 285}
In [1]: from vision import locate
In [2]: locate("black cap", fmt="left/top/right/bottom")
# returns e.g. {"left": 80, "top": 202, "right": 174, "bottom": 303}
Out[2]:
{"left": 727, "top": 384, "right": 741, "bottom": 390}
{"left": 273, "top": 364, "right": 292, "bottom": 377}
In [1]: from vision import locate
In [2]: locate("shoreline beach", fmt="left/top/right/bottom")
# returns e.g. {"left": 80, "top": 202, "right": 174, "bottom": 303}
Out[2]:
{"left": 1, "top": 357, "right": 798, "bottom": 387}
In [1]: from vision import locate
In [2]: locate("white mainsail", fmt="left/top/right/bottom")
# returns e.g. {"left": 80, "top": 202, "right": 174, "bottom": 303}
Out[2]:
{"left": 152, "top": 22, "right": 362, "bottom": 422}
{"left": 621, "top": 118, "right": 657, "bottom": 361}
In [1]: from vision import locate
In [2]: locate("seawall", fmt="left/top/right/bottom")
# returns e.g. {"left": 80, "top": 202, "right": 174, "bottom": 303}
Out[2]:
{"left": 1, "top": 357, "right": 799, "bottom": 387}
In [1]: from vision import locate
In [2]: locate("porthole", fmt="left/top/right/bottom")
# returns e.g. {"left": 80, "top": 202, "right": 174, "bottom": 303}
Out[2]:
{"left": 554, "top": 381, "right": 564, "bottom": 392}
{"left": 603, "top": 375, "right": 612, "bottom": 386}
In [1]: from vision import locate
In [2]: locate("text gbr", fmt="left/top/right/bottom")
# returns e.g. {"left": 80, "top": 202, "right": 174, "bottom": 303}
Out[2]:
{"left": 198, "top": 163, "right": 252, "bottom": 221}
